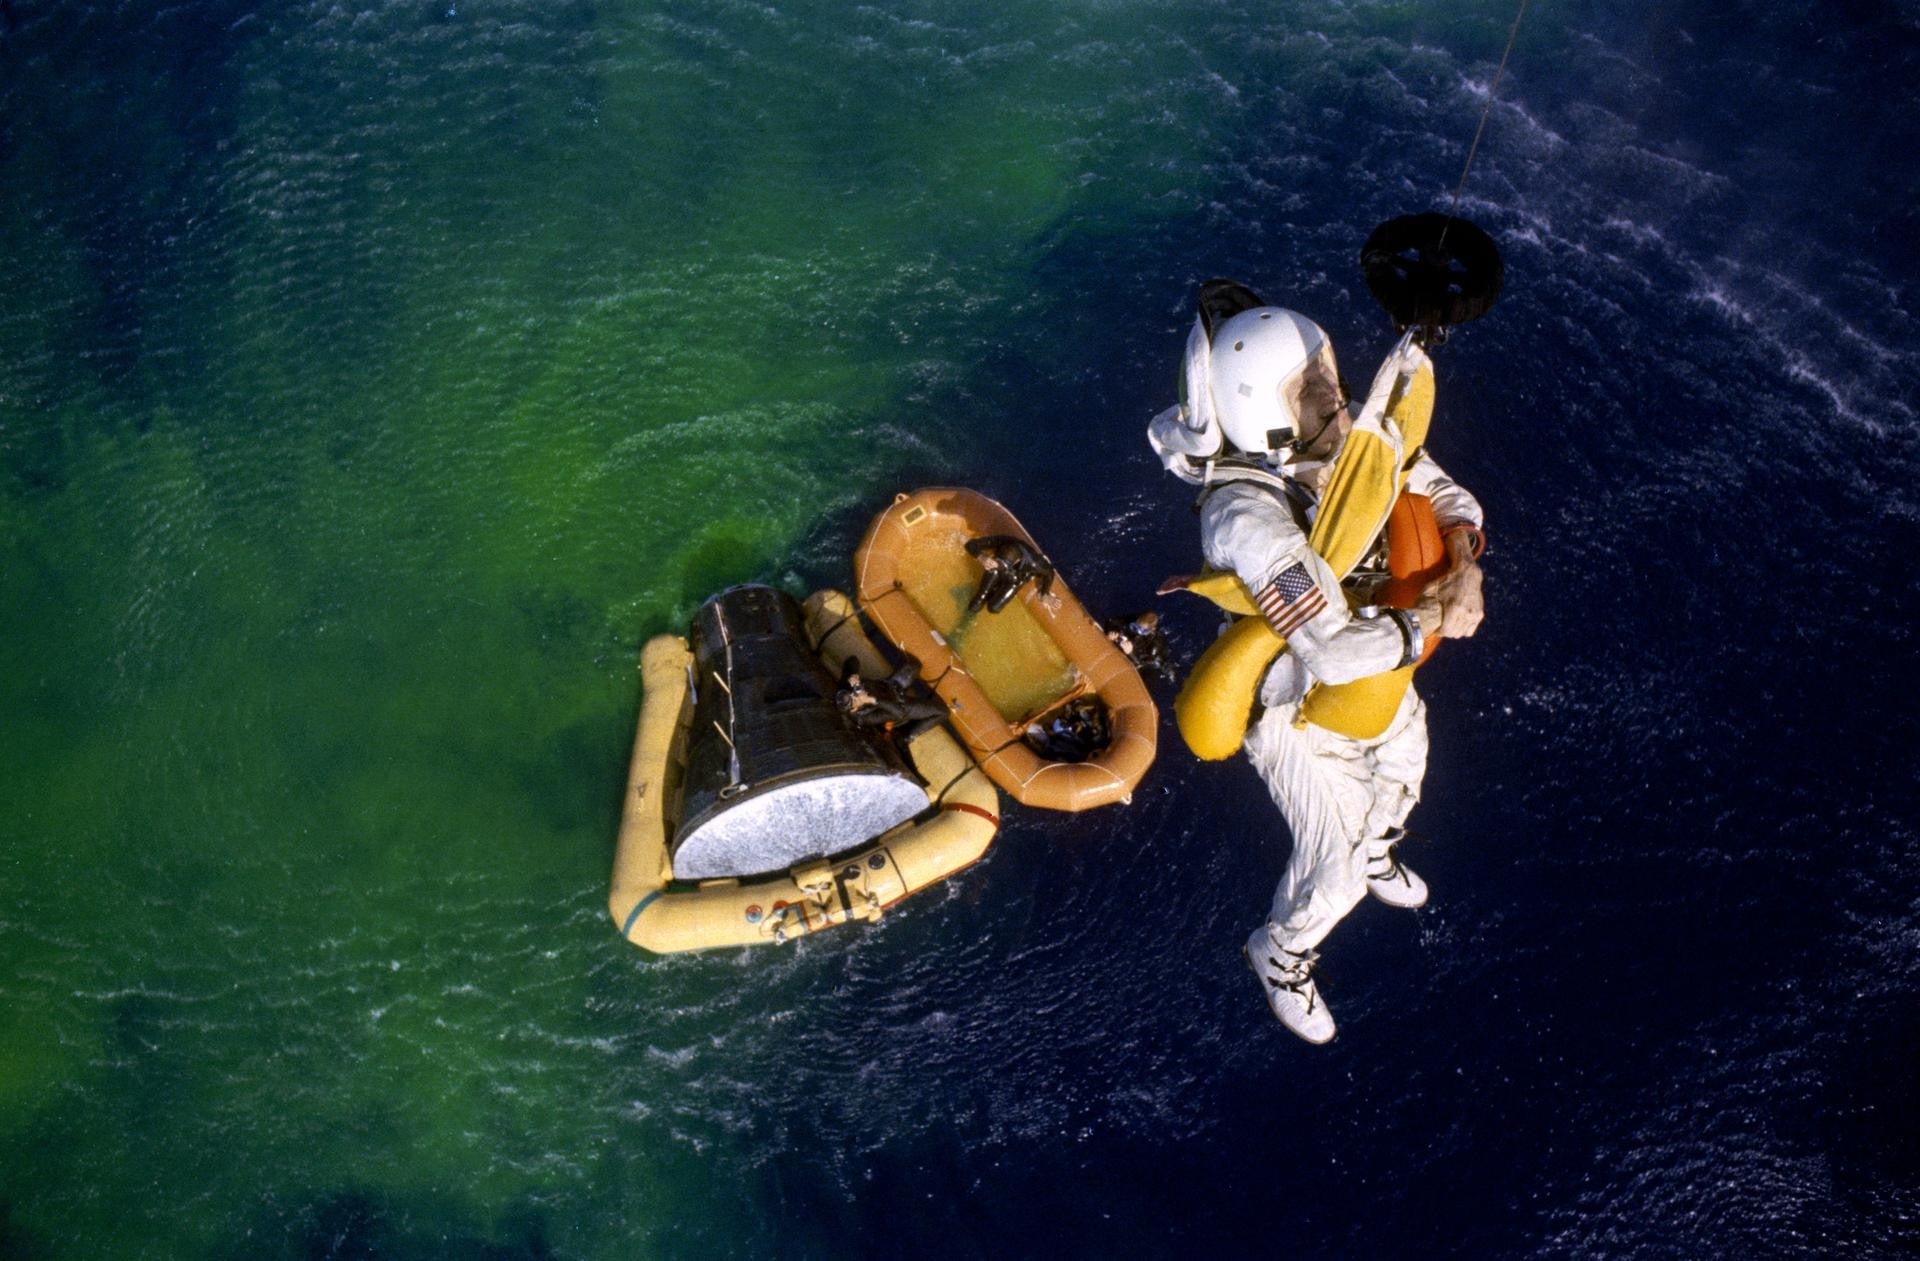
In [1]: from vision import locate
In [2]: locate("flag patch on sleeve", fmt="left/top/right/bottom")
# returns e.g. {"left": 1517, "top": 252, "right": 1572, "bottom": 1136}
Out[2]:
{"left": 1257, "top": 561, "right": 1327, "bottom": 636}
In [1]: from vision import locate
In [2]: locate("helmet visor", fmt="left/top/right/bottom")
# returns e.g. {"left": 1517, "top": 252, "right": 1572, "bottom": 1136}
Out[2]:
{"left": 1282, "top": 343, "right": 1344, "bottom": 443}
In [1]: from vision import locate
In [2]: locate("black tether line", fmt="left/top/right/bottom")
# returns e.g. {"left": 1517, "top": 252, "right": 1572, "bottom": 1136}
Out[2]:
{"left": 930, "top": 763, "right": 977, "bottom": 806}
{"left": 815, "top": 596, "right": 952, "bottom": 685}
{"left": 808, "top": 610, "right": 856, "bottom": 653}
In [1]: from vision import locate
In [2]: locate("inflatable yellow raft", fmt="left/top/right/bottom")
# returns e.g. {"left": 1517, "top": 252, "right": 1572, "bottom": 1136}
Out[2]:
{"left": 608, "top": 590, "right": 1000, "bottom": 954}
{"left": 854, "top": 487, "right": 1157, "bottom": 812}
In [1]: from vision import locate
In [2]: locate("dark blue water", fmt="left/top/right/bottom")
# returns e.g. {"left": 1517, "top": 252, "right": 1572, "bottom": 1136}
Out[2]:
{"left": 756, "top": 4, "right": 1920, "bottom": 1256}
{"left": 3, "top": 1, "right": 1916, "bottom": 1257}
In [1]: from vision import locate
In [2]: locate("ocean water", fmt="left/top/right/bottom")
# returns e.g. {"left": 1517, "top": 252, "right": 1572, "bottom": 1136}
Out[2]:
{"left": 2, "top": 1, "right": 1916, "bottom": 1257}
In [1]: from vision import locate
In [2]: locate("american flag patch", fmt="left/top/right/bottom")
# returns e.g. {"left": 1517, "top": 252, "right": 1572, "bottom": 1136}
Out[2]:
{"left": 1257, "top": 561, "right": 1327, "bottom": 636}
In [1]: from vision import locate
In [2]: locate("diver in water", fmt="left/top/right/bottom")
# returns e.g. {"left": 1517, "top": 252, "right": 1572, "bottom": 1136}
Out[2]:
{"left": 835, "top": 656, "right": 946, "bottom": 734}
{"left": 965, "top": 534, "right": 1056, "bottom": 614}
{"left": 1147, "top": 282, "right": 1486, "bottom": 1044}
{"left": 1103, "top": 609, "right": 1174, "bottom": 682}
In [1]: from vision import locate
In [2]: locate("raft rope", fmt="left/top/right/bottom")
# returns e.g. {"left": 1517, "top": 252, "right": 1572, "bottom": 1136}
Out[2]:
{"left": 930, "top": 762, "right": 980, "bottom": 807}
{"left": 1438, "top": 0, "right": 1530, "bottom": 251}
{"left": 808, "top": 608, "right": 856, "bottom": 653}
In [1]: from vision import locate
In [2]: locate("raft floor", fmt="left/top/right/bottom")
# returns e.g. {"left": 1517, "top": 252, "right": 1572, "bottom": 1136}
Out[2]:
{"left": 895, "top": 524, "right": 1080, "bottom": 725}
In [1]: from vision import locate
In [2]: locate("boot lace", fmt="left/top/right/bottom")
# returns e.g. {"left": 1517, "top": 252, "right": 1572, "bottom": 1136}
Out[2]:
{"left": 1366, "top": 849, "right": 1411, "bottom": 887}
{"left": 1262, "top": 947, "right": 1320, "bottom": 1012}
{"left": 1365, "top": 835, "right": 1412, "bottom": 887}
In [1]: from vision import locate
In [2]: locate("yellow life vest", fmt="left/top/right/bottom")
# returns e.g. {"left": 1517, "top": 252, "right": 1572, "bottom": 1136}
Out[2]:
{"left": 1172, "top": 350, "right": 1440, "bottom": 758}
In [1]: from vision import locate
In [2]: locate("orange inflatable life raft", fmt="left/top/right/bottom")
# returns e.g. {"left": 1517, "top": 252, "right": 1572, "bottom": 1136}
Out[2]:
{"left": 854, "top": 488, "right": 1157, "bottom": 812}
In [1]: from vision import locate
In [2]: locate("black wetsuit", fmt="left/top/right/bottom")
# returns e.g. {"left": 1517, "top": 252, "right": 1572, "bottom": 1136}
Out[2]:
{"left": 835, "top": 658, "right": 945, "bottom": 731}
{"left": 965, "top": 535, "right": 1056, "bottom": 614}
{"left": 1024, "top": 697, "right": 1111, "bottom": 763}
{"left": 1103, "top": 614, "right": 1174, "bottom": 681}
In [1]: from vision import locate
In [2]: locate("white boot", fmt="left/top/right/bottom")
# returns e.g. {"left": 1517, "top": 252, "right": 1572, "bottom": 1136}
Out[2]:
{"left": 1362, "top": 827, "right": 1428, "bottom": 909}
{"left": 1243, "top": 926, "right": 1336, "bottom": 1044}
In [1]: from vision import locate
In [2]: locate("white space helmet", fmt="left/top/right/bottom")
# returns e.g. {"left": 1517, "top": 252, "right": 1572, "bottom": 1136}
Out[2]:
{"left": 1206, "top": 307, "right": 1344, "bottom": 458}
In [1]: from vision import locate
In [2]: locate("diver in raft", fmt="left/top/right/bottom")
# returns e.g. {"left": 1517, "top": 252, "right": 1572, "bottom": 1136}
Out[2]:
{"left": 1024, "top": 695, "right": 1112, "bottom": 763}
{"left": 1147, "top": 285, "right": 1486, "bottom": 1044}
{"left": 965, "top": 534, "right": 1056, "bottom": 614}
{"left": 836, "top": 656, "right": 946, "bottom": 734}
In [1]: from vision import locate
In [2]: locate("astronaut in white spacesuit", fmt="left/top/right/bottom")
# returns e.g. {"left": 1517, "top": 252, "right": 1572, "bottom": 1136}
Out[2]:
{"left": 1149, "top": 290, "right": 1486, "bottom": 1043}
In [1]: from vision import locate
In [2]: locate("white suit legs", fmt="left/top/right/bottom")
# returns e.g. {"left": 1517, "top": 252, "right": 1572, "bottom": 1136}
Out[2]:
{"left": 1363, "top": 690, "right": 1428, "bottom": 839}
{"left": 1243, "top": 687, "right": 1430, "bottom": 953}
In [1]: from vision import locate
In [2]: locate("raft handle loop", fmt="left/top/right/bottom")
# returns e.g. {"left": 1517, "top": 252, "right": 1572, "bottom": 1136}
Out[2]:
{"left": 770, "top": 901, "right": 809, "bottom": 944}
{"left": 792, "top": 859, "right": 836, "bottom": 898}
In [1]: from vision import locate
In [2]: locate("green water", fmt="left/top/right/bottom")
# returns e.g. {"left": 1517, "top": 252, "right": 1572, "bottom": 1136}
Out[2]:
{"left": 0, "top": 1, "right": 1258, "bottom": 1254}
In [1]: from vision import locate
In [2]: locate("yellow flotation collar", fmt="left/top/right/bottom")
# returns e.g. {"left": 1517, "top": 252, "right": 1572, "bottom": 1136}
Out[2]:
{"left": 1171, "top": 344, "right": 1437, "bottom": 758}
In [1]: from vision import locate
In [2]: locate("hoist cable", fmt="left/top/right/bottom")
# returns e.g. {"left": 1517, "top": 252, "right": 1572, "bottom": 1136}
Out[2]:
{"left": 1439, "top": 0, "right": 1530, "bottom": 250}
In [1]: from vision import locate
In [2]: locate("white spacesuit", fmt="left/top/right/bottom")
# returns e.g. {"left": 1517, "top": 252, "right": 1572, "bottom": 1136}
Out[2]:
{"left": 1149, "top": 297, "right": 1485, "bottom": 1043}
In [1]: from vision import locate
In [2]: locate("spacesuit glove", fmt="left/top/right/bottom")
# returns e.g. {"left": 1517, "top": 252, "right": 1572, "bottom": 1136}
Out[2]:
{"left": 1430, "top": 561, "right": 1484, "bottom": 639}
{"left": 1412, "top": 588, "right": 1444, "bottom": 645}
